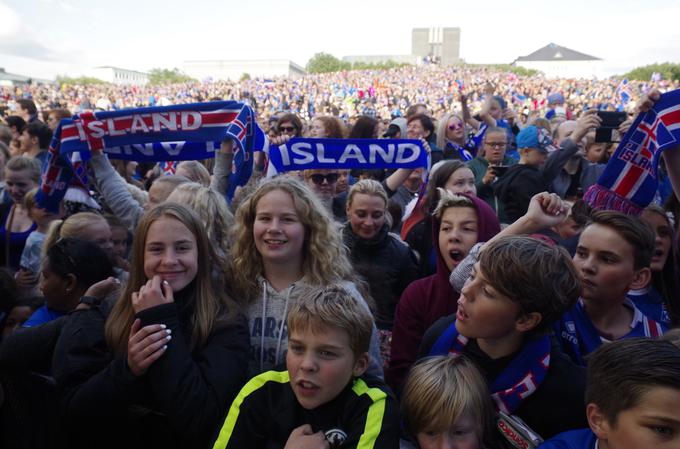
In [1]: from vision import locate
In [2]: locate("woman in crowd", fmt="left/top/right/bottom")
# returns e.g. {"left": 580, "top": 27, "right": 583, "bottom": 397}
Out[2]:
{"left": 343, "top": 180, "right": 419, "bottom": 365}
{"left": 401, "top": 160, "right": 477, "bottom": 276}
{"left": 52, "top": 203, "right": 249, "bottom": 449}
{"left": 230, "top": 176, "right": 383, "bottom": 378}
{"left": 0, "top": 156, "right": 40, "bottom": 271}
{"left": 436, "top": 113, "right": 476, "bottom": 162}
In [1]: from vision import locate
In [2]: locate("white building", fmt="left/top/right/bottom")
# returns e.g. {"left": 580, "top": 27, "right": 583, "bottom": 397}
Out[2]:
{"left": 183, "top": 59, "right": 306, "bottom": 81}
{"left": 89, "top": 66, "right": 149, "bottom": 85}
{"left": 512, "top": 43, "right": 604, "bottom": 79}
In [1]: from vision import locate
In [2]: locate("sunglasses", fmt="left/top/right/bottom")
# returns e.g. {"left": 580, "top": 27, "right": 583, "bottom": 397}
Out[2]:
{"left": 310, "top": 173, "right": 339, "bottom": 185}
{"left": 448, "top": 122, "right": 464, "bottom": 130}
{"left": 278, "top": 126, "right": 297, "bottom": 133}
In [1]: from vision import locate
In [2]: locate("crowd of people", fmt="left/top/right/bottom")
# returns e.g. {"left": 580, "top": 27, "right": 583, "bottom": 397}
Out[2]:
{"left": 0, "top": 66, "right": 679, "bottom": 449}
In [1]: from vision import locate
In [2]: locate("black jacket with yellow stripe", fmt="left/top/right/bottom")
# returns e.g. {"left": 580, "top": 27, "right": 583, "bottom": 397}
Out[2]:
{"left": 211, "top": 370, "right": 400, "bottom": 449}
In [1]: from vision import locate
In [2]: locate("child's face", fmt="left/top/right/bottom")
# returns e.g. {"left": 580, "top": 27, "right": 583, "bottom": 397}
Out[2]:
{"left": 143, "top": 216, "right": 198, "bottom": 292}
{"left": 416, "top": 413, "right": 480, "bottom": 449}
{"left": 574, "top": 224, "right": 639, "bottom": 302}
{"left": 590, "top": 386, "right": 680, "bottom": 449}
{"left": 444, "top": 168, "right": 476, "bottom": 197}
{"left": 29, "top": 205, "right": 59, "bottom": 226}
{"left": 438, "top": 206, "right": 479, "bottom": 272}
{"left": 286, "top": 324, "right": 368, "bottom": 410}
{"left": 640, "top": 210, "right": 673, "bottom": 272}
{"left": 254, "top": 189, "right": 306, "bottom": 270}
{"left": 586, "top": 143, "right": 606, "bottom": 163}
{"left": 456, "top": 262, "right": 524, "bottom": 341}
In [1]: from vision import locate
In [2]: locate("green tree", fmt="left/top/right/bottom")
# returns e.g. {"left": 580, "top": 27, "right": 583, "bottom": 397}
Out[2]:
{"left": 306, "top": 53, "right": 350, "bottom": 73}
{"left": 148, "top": 68, "right": 195, "bottom": 85}
{"left": 56, "top": 75, "right": 107, "bottom": 86}
{"left": 240, "top": 72, "right": 251, "bottom": 81}
{"left": 623, "top": 62, "right": 680, "bottom": 81}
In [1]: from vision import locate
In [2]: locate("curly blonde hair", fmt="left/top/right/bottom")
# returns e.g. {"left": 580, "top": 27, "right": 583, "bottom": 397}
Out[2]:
{"left": 230, "top": 176, "right": 355, "bottom": 300}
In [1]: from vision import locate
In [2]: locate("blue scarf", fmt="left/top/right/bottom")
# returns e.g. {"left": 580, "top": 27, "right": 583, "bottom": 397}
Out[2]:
{"left": 584, "top": 89, "right": 680, "bottom": 215}
{"left": 36, "top": 101, "right": 265, "bottom": 212}
{"left": 429, "top": 322, "right": 550, "bottom": 414}
{"left": 555, "top": 300, "right": 666, "bottom": 366}
{"left": 266, "top": 138, "right": 428, "bottom": 174}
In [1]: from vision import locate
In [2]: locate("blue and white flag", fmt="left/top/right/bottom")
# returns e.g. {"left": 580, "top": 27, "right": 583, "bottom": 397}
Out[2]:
{"left": 266, "top": 138, "right": 429, "bottom": 176}
{"left": 36, "top": 101, "right": 266, "bottom": 211}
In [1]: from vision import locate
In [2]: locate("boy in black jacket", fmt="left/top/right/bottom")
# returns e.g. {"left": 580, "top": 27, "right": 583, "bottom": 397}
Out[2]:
{"left": 421, "top": 234, "right": 587, "bottom": 440}
{"left": 211, "top": 285, "right": 400, "bottom": 449}
{"left": 494, "top": 112, "right": 600, "bottom": 224}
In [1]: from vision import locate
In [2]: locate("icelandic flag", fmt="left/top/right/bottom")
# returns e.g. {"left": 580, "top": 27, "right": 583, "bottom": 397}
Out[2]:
{"left": 160, "top": 161, "right": 178, "bottom": 175}
{"left": 584, "top": 89, "right": 680, "bottom": 215}
{"left": 616, "top": 79, "right": 631, "bottom": 109}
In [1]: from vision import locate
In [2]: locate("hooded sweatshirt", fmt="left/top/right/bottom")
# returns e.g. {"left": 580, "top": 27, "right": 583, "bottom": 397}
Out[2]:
{"left": 386, "top": 194, "right": 500, "bottom": 392}
{"left": 246, "top": 277, "right": 384, "bottom": 379}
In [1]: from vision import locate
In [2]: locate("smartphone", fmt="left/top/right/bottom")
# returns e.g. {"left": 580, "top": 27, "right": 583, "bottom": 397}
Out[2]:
{"left": 595, "top": 111, "right": 627, "bottom": 143}
{"left": 491, "top": 165, "right": 509, "bottom": 176}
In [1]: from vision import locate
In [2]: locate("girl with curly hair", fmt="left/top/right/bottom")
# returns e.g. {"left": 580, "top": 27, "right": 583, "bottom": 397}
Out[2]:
{"left": 230, "top": 176, "right": 383, "bottom": 377}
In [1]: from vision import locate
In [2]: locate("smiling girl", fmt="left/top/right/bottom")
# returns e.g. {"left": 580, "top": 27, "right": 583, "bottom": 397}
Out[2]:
{"left": 53, "top": 203, "right": 249, "bottom": 449}
{"left": 230, "top": 176, "right": 384, "bottom": 378}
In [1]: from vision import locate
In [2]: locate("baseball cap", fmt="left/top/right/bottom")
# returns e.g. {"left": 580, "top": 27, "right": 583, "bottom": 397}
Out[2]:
{"left": 516, "top": 125, "right": 557, "bottom": 153}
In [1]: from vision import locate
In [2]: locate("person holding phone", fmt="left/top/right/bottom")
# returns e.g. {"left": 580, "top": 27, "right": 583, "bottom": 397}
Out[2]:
{"left": 467, "top": 127, "right": 517, "bottom": 216}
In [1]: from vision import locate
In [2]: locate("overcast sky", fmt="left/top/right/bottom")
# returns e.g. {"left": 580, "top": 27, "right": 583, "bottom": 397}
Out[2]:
{"left": 2, "top": 0, "right": 679, "bottom": 79}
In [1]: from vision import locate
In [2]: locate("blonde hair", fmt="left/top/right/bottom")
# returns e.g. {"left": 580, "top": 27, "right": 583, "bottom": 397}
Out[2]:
{"left": 287, "top": 284, "right": 373, "bottom": 358}
{"left": 43, "top": 212, "right": 108, "bottom": 256}
{"left": 22, "top": 187, "right": 38, "bottom": 210}
{"left": 346, "top": 179, "right": 387, "bottom": 209}
{"left": 436, "top": 113, "right": 465, "bottom": 150}
{"left": 166, "top": 182, "right": 234, "bottom": 268}
{"left": 433, "top": 188, "right": 474, "bottom": 219}
{"left": 176, "top": 160, "right": 211, "bottom": 187}
{"left": 230, "top": 176, "right": 355, "bottom": 299}
{"left": 105, "top": 203, "right": 234, "bottom": 353}
{"left": 6, "top": 156, "right": 41, "bottom": 183}
{"left": 402, "top": 356, "right": 496, "bottom": 446}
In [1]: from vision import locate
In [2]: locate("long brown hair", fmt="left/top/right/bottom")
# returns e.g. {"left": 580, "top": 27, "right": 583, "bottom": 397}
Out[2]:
{"left": 105, "top": 203, "right": 234, "bottom": 353}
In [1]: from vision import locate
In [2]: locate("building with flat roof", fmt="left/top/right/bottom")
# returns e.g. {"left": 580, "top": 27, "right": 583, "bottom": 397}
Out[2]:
{"left": 0, "top": 68, "right": 53, "bottom": 86}
{"left": 183, "top": 59, "right": 306, "bottom": 81}
{"left": 512, "top": 43, "right": 604, "bottom": 78}
{"left": 343, "top": 27, "right": 461, "bottom": 67}
{"left": 89, "top": 66, "right": 149, "bottom": 85}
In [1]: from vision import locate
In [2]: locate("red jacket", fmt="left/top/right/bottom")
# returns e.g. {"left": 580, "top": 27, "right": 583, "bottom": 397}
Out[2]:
{"left": 386, "top": 194, "right": 500, "bottom": 392}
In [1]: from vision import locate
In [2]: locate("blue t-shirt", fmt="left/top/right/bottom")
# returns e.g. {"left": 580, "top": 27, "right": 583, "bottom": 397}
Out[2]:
{"left": 23, "top": 305, "right": 65, "bottom": 327}
{"left": 538, "top": 429, "right": 597, "bottom": 449}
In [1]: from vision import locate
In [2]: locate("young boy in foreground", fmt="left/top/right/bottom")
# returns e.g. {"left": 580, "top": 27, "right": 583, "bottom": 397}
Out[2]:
{"left": 538, "top": 338, "right": 680, "bottom": 449}
{"left": 421, "top": 233, "right": 587, "bottom": 439}
{"left": 211, "top": 285, "right": 399, "bottom": 449}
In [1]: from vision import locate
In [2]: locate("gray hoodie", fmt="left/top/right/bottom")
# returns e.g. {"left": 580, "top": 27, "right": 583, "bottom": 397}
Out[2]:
{"left": 246, "top": 277, "right": 384, "bottom": 379}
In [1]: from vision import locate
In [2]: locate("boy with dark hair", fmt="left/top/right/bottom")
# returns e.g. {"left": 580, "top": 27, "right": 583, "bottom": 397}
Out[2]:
{"left": 421, "top": 231, "right": 587, "bottom": 439}
{"left": 555, "top": 210, "right": 666, "bottom": 366}
{"left": 538, "top": 338, "right": 680, "bottom": 449}
{"left": 211, "top": 285, "right": 399, "bottom": 449}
